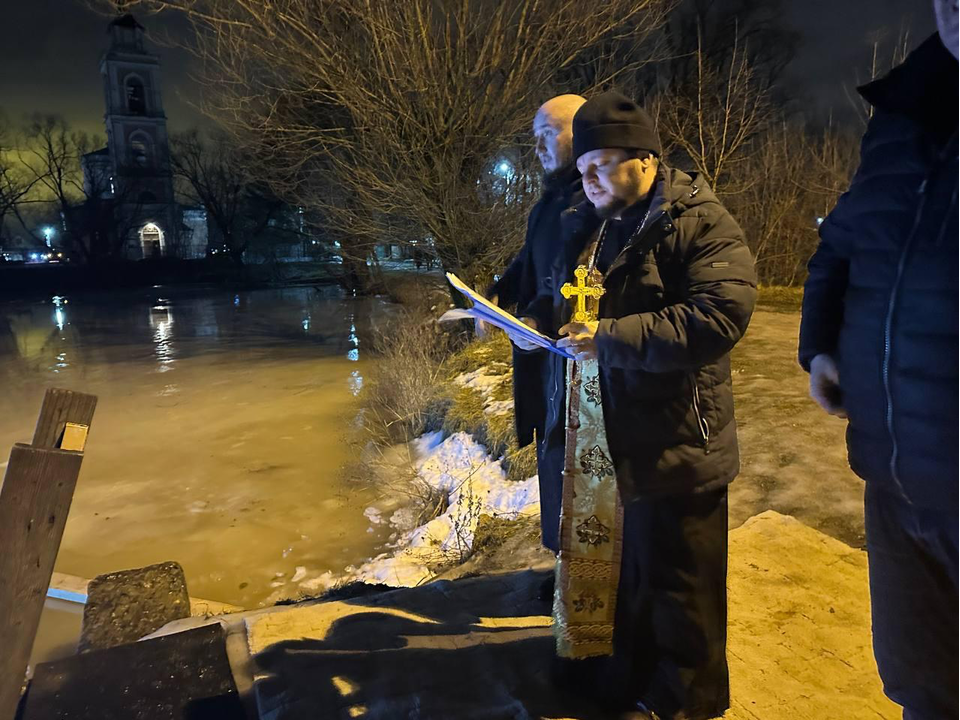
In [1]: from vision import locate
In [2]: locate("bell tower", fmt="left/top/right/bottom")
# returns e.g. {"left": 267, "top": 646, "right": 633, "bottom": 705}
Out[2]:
{"left": 100, "top": 13, "right": 179, "bottom": 258}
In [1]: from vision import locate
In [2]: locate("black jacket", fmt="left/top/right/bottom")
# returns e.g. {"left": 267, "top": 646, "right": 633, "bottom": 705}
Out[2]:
{"left": 799, "top": 35, "right": 959, "bottom": 510}
{"left": 532, "top": 167, "right": 757, "bottom": 501}
{"left": 491, "top": 165, "right": 583, "bottom": 447}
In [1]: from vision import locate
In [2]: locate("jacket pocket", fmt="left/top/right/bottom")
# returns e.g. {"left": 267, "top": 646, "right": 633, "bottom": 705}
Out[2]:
{"left": 690, "top": 373, "right": 711, "bottom": 454}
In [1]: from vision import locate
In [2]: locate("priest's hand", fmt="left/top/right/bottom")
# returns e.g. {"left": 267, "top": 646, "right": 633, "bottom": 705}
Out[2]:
{"left": 506, "top": 316, "right": 541, "bottom": 352}
{"left": 476, "top": 294, "right": 498, "bottom": 338}
{"left": 557, "top": 321, "right": 599, "bottom": 362}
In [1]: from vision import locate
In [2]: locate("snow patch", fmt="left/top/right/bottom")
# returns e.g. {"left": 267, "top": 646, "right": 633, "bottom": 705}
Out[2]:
{"left": 452, "top": 369, "right": 513, "bottom": 416}
{"left": 295, "top": 431, "right": 540, "bottom": 594}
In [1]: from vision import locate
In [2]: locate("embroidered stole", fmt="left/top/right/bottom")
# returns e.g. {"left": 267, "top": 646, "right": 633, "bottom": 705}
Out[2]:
{"left": 553, "top": 232, "right": 625, "bottom": 659}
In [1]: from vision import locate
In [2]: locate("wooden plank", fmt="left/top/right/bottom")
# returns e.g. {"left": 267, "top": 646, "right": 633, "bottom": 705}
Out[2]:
{"left": 0, "top": 445, "right": 85, "bottom": 720}
{"left": 31, "top": 389, "right": 97, "bottom": 450}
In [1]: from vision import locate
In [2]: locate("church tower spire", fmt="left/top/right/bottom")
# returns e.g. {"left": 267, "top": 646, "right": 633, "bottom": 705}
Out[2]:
{"left": 99, "top": 12, "right": 178, "bottom": 258}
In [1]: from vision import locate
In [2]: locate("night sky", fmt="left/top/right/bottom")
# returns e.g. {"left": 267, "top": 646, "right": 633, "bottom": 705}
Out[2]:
{"left": 0, "top": 0, "right": 938, "bottom": 139}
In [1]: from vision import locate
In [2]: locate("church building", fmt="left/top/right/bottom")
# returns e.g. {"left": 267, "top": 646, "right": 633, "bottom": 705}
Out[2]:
{"left": 82, "top": 14, "right": 207, "bottom": 260}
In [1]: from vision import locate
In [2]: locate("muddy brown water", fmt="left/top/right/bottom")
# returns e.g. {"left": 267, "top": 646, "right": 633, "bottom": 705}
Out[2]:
{"left": 1, "top": 286, "right": 398, "bottom": 633}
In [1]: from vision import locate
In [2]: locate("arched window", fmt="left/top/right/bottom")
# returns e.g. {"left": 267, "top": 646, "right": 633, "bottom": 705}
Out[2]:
{"left": 125, "top": 75, "right": 146, "bottom": 115}
{"left": 129, "top": 132, "right": 152, "bottom": 168}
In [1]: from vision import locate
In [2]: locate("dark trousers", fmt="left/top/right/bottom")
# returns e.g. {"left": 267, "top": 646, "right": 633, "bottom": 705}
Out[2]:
{"left": 536, "top": 421, "right": 566, "bottom": 553}
{"left": 864, "top": 484, "right": 959, "bottom": 720}
{"left": 611, "top": 488, "right": 729, "bottom": 720}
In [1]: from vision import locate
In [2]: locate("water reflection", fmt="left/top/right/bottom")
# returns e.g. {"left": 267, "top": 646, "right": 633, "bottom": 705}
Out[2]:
{"left": 346, "top": 314, "right": 359, "bottom": 362}
{"left": 1, "top": 286, "right": 389, "bottom": 381}
{"left": 52, "top": 295, "right": 68, "bottom": 333}
{"left": 348, "top": 369, "right": 364, "bottom": 396}
{"left": 149, "top": 304, "right": 176, "bottom": 371}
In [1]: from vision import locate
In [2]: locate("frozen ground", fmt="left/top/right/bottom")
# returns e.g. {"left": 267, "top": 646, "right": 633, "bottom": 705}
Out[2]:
{"left": 730, "top": 309, "right": 866, "bottom": 547}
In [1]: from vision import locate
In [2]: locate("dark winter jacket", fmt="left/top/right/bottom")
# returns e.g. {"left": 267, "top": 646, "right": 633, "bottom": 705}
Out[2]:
{"left": 531, "top": 166, "right": 757, "bottom": 501}
{"left": 799, "top": 34, "right": 959, "bottom": 511}
{"left": 490, "top": 165, "right": 583, "bottom": 448}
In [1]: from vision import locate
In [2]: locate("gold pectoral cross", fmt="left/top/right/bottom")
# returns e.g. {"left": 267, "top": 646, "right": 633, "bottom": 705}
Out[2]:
{"left": 561, "top": 266, "right": 605, "bottom": 323}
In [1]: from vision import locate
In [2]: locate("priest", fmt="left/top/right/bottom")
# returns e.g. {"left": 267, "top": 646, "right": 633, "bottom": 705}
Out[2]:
{"left": 509, "top": 91, "right": 757, "bottom": 720}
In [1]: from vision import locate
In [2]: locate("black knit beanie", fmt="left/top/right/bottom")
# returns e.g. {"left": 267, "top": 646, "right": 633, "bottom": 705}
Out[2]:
{"left": 572, "top": 90, "right": 661, "bottom": 160}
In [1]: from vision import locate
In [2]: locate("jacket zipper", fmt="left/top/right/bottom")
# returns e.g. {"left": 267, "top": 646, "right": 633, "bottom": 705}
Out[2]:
{"left": 881, "top": 176, "right": 930, "bottom": 504}
{"left": 691, "top": 376, "right": 711, "bottom": 453}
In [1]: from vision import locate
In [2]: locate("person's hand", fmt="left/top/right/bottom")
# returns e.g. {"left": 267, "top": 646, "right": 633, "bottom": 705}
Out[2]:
{"left": 506, "top": 316, "right": 541, "bottom": 352}
{"left": 476, "top": 294, "right": 498, "bottom": 338}
{"left": 809, "top": 353, "right": 846, "bottom": 418}
{"left": 557, "top": 321, "right": 599, "bottom": 362}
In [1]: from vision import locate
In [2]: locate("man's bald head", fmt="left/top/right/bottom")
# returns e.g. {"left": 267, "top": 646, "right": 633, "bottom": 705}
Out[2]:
{"left": 533, "top": 94, "right": 586, "bottom": 176}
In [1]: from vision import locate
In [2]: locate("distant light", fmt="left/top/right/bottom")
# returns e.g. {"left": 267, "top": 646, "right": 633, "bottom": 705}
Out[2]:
{"left": 496, "top": 161, "right": 512, "bottom": 176}
{"left": 30, "top": 253, "right": 40, "bottom": 261}
{"left": 42, "top": 226, "right": 55, "bottom": 245}
{"left": 816, "top": 216, "right": 825, "bottom": 226}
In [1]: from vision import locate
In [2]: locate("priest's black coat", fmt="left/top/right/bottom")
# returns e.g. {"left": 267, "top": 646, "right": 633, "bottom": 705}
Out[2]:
{"left": 528, "top": 167, "right": 757, "bottom": 501}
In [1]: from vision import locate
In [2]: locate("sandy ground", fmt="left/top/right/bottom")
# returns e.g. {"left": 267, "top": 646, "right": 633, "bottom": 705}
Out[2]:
{"left": 730, "top": 308, "right": 866, "bottom": 548}
{"left": 161, "top": 510, "right": 889, "bottom": 719}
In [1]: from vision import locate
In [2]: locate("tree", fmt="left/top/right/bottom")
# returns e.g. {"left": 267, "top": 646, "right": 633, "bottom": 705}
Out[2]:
{"left": 0, "top": 116, "right": 43, "bottom": 242}
{"left": 654, "top": 22, "right": 776, "bottom": 196}
{"left": 171, "top": 128, "right": 293, "bottom": 265}
{"left": 112, "top": 0, "right": 672, "bottom": 288}
{"left": 17, "top": 115, "right": 147, "bottom": 262}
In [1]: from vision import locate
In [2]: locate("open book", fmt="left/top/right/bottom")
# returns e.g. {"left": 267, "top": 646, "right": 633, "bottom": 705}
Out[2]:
{"left": 439, "top": 272, "right": 574, "bottom": 359}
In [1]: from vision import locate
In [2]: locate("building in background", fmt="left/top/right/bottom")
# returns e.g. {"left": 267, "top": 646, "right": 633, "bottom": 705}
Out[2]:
{"left": 82, "top": 14, "right": 207, "bottom": 260}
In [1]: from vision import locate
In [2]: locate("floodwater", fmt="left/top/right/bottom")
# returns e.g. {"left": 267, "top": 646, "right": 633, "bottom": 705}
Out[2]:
{"left": 0, "top": 285, "right": 397, "bottom": 622}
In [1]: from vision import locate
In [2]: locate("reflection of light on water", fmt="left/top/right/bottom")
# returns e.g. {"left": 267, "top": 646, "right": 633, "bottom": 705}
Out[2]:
{"left": 52, "top": 295, "right": 68, "bottom": 332}
{"left": 346, "top": 318, "right": 359, "bottom": 361}
{"left": 348, "top": 370, "right": 364, "bottom": 396}
{"left": 49, "top": 351, "right": 70, "bottom": 374}
{"left": 302, "top": 315, "right": 311, "bottom": 332}
{"left": 234, "top": 295, "right": 241, "bottom": 307}
{"left": 149, "top": 305, "right": 176, "bottom": 371}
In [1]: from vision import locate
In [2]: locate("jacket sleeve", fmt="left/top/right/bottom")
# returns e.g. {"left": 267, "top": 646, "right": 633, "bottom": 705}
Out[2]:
{"left": 595, "top": 208, "right": 757, "bottom": 372}
{"left": 797, "top": 113, "right": 889, "bottom": 371}
{"left": 488, "top": 243, "right": 528, "bottom": 307}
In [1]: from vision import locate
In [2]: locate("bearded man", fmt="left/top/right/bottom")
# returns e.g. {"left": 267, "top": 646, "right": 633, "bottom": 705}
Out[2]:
{"left": 509, "top": 91, "right": 756, "bottom": 720}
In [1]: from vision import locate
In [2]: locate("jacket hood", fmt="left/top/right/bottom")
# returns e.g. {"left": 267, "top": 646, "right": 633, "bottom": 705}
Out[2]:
{"left": 858, "top": 33, "right": 958, "bottom": 142}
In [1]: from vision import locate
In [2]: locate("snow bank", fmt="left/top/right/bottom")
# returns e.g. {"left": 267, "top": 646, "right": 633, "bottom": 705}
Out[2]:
{"left": 296, "top": 431, "right": 540, "bottom": 594}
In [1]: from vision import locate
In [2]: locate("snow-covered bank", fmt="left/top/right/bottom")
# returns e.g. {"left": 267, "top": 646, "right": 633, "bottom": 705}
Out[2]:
{"left": 288, "top": 431, "right": 540, "bottom": 597}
